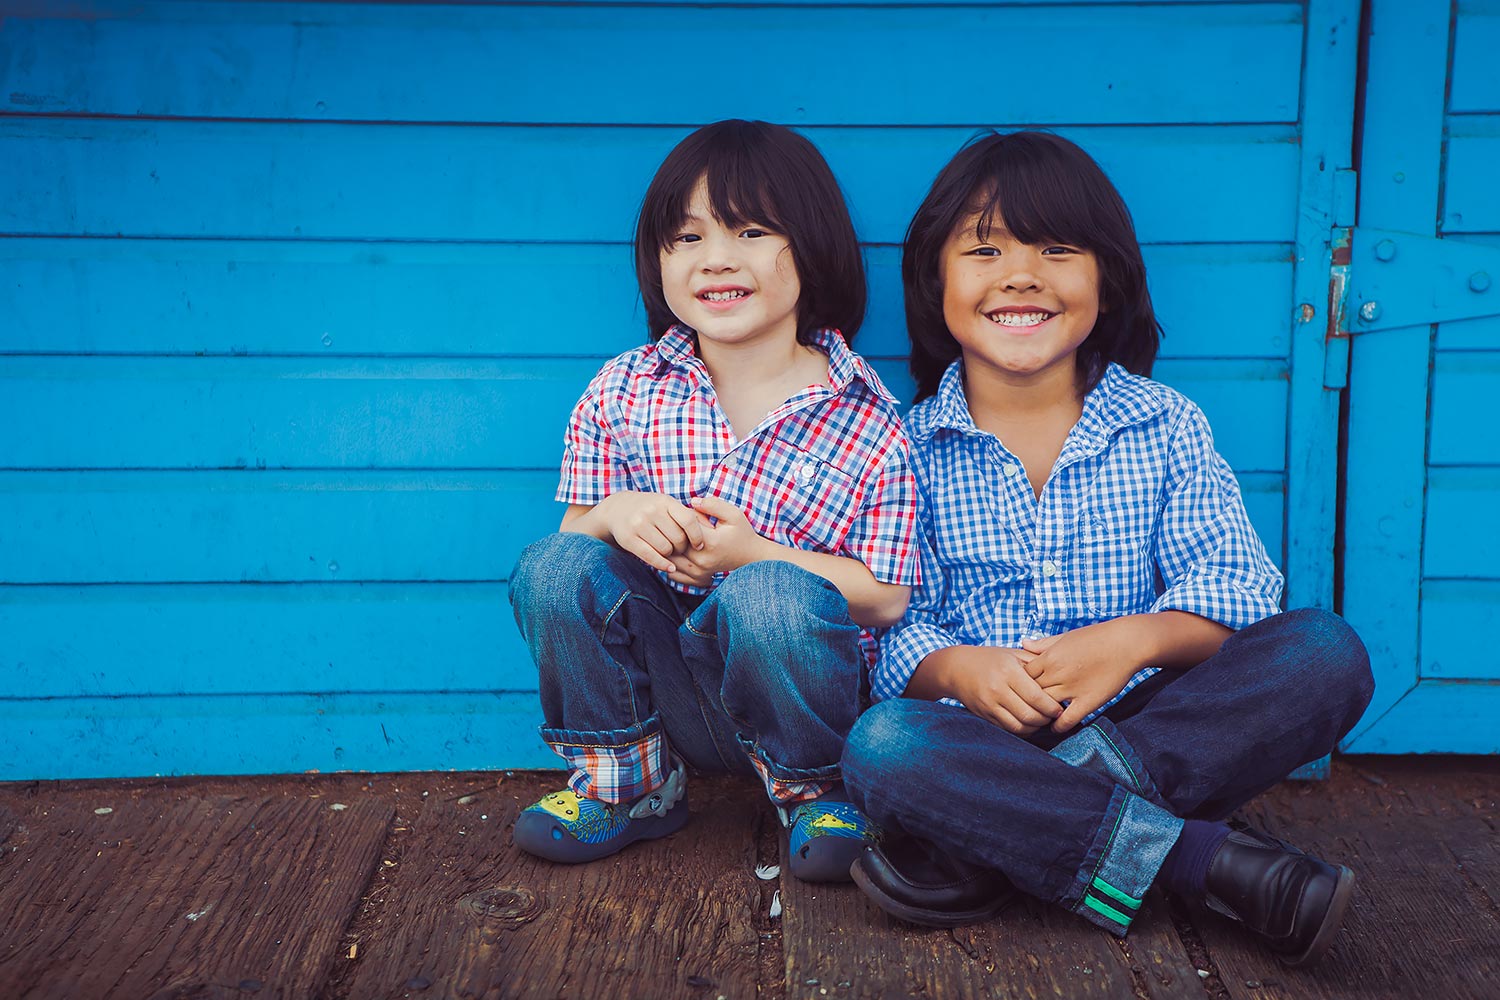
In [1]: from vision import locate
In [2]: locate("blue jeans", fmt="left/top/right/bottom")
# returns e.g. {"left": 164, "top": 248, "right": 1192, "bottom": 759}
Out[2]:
{"left": 509, "top": 532, "right": 869, "bottom": 804}
{"left": 842, "top": 608, "right": 1374, "bottom": 935}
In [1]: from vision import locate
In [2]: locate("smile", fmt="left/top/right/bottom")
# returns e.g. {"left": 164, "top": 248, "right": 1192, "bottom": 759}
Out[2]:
{"left": 701, "top": 289, "right": 750, "bottom": 302}
{"left": 986, "top": 310, "right": 1053, "bottom": 328}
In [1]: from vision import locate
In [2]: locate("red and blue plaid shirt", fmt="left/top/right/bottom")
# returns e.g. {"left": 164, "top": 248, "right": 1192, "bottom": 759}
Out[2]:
{"left": 558, "top": 325, "right": 921, "bottom": 601}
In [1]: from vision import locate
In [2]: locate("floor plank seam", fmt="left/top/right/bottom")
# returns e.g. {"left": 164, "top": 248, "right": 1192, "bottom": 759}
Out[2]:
{"left": 1108, "top": 928, "right": 1160, "bottom": 1000}
{"left": 313, "top": 801, "right": 397, "bottom": 1000}
{"left": 1164, "top": 892, "right": 1228, "bottom": 1000}
{"left": 753, "top": 793, "right": 786, "bottom": 1000}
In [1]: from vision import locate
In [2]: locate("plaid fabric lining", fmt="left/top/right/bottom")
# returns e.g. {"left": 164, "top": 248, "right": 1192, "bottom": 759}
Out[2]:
{"left": 557, "top": 326, "right": 920, "bottom": 595}
{"left": 876, "top": 361, "right": 1284, "bottom": 724}
{"left": 550, "top": 728, "right": 670, "bottom": 805}
{"left": 746, "top": 751, "right": 836, "bottom": 806}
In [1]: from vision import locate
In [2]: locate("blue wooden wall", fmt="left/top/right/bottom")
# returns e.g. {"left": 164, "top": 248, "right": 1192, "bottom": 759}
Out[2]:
{"left": 0, "top": 0, "right": 1363, "bottom": 778}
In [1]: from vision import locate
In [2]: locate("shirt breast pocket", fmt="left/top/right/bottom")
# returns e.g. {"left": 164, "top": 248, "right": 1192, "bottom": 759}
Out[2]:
{"left": 773, "top": 457, "right": 861, "bottom": 553}
{"left": 1079, "top": 488, "right": 1162, "bottom": 615}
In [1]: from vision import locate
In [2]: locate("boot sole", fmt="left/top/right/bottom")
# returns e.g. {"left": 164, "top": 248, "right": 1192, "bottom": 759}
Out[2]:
{"left": 850, "top": 856, "right": 1014, "bottom": 929}
{"left": 1280, "top": 865, "right": 1356, "bottom": 968}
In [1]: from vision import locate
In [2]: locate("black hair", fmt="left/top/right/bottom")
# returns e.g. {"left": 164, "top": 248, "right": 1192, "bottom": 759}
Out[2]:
{"left": 902, "top": 130, "right": 1161, "bottom": 401}
{"left": 635, "top": 119, "right": 866, "bottom": 345}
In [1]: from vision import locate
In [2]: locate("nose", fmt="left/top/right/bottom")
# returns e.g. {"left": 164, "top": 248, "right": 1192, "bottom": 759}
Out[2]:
{"left": 699, "top": 231, "right": 740, "bottom": 273}
{"left": 996, "top": 248, "right": 1042, "bottom": 291}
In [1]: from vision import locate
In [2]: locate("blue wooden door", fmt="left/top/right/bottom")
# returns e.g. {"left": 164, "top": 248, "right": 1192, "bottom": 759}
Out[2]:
{"left": 1339, "top": 0, "right": 1500, "bottom": 753}
{"left": 0, "top": 0, "right": 1363, "bottom": 778}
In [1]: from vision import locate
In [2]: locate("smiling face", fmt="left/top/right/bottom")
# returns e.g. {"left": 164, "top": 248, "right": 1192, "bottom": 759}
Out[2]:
{"left": 938, "top": 208, "right": 1101, "bottom": 388}
{"left": 658, "top": 177, "right": 802, "bottom": 352}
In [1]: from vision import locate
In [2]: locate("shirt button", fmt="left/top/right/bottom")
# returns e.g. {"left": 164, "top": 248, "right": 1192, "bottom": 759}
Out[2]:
{"left": 799, "top": 462, "right": 817, "bottom": 479}
{"left": 1041, "top": 560, "right": 1059, "bottom": 578}
{"left": 1002, "top": 463, "right": 1021, "bottom": 478}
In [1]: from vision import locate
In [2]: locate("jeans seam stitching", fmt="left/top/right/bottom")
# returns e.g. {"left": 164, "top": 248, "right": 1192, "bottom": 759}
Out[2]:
{"left": 1095, "top": 727, "right": 1142, "bottom": 794}
{"left": 683, "top": 618, "right": 715, "bottom": 640}
{"left": 1078, "top": 798, "right": 1127, "bottom": 917}
{"left": 598, "top": 588, "right": 643, "bottom": 726}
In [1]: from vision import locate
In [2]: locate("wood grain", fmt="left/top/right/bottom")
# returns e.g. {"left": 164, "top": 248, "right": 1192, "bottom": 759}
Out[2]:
{"left": 0, "top": 794, "right": 391, "bottom": 999}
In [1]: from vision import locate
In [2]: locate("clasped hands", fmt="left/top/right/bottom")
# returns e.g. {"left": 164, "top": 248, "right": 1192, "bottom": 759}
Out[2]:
{"left": 939, "top": 619, "right": 1147, "bottom": 737}
{"left": 591, "top": 490, "right": 767, "bottom": 589}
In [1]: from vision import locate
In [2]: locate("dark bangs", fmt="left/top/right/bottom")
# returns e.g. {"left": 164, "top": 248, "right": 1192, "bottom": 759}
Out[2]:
{"left": 635, "top": 120, "right": 866, "bottom": 344}
{"left": 903, "top": 130, "right": 1161, "bottom": 401}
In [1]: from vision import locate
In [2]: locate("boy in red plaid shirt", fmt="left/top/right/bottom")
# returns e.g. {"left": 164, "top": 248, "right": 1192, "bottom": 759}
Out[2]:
{"left": 509, "top": 120, "right": 919, "bottom": 881}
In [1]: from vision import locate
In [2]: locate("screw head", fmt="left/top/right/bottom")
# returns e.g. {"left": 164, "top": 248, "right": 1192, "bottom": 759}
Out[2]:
{"left": 1358, "top": 301, "right": 1382, "bottom": 323}
{"left": 1374, "top": 239, "right": 1397, "bottom": 262}
{"left": 1472, "top": 271, "right": 1492, "bottom": 293}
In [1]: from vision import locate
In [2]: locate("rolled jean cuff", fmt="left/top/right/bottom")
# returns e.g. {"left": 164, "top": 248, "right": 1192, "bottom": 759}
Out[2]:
{"left": 737, "top": 734, "right": 839, "bottom": 806}
{"left": 1049, "top": 718, "right": 1169, "bottom": 809}
{"left": 540, "top": 715, "right": 668, "bottom": 805}
{"left": 1070, "top": 785, "right": 1184, "bottom": 937}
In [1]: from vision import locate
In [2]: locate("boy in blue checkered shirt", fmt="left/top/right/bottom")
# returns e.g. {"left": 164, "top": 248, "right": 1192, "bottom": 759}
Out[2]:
{"left": 842, "top": 131, "right": 1374, "bottom": 968}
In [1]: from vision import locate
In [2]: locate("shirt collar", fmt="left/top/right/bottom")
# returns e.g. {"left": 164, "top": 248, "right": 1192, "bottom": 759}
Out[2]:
{"left": 907, "top": 360, "right": 1166, "bottom": 445}
{"left": 655, "top": 324, "right": 893, "bottom": 404}
{"left": 1070, "top": 363, "right": 1168, "bottom": 448}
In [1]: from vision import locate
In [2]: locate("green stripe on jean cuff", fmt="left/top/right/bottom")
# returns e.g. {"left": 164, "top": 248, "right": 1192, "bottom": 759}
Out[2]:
{"left": 1091, "top": 876, "right": 1142, "bottom": 910}
{"left": 1082, "top": 893, "right": 1132, "bottom": 927}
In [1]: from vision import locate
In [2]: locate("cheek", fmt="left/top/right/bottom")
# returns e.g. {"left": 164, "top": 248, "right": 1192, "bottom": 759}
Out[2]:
{"left": 775, "top": 246, "right": 798, "bottom": 284}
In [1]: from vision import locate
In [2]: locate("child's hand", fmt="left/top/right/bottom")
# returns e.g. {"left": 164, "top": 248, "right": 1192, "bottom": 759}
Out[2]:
{"left": 672, "top": 495, "right": 771, "bottom": 577}
{"left": 593, "top": 491, "right": 705, "bottom": 573}
{"left": 1022, "top": 621, "right": 1148, "bottom": 734}
{"left": 939, "top": 645, "right": 1064, "bottom": 736}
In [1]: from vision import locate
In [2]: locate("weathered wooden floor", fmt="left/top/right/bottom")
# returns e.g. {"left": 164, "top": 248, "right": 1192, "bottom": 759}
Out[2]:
{"left": 0, "top": 757, "right": 1495, "bottom": 1000}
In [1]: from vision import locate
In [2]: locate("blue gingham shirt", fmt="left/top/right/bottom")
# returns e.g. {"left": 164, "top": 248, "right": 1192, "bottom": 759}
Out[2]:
{"left": 874, "top": 361, "right": 1283, "bottom": 720}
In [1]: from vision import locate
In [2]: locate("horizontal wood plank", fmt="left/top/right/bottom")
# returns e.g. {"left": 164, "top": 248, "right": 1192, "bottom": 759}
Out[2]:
{"left": 1420, "top": 579, "right": 1500, "bottom": 681}
{"left": 1439, "top": 315, "right": 1500, "bottom": 352}
{"left": 0, "top": 468, "right": 1286, "bottom": 583}
{"left": 0, "top": 470, "right": 559, "bottom": 582}
{"left": 0, "top": 238, "right": 1295, "bottom": 361}
{"left": 1422, "top": 466, "right": 1500, "bottom": 578}
{"left": 0, "top": 120, "right": 1303, "bottom": 244}
{"left": 1444, "top": 119, "right": 1500, "bottom": 234}
{"left": 0, "top": 690, "right": 558, "bottom": 779}
{"left": 0, "top": 2, "right": 1303, "bottom": 124}
{"left": 1451, "top": 3, "right": 1500, "bottom": 114}
{"left": 1430, "top": 350, "right": 1500, "bottom": 465}
{"left": 0, "top": 582, "right": 544, "bottom": 697}
{"left": 0, "top": 357, "right": 1289, "bottom": 471}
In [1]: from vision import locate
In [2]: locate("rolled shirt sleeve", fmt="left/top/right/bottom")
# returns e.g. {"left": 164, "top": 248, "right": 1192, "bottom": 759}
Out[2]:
{"left": 1149, "top": 403, "right": 1283, "bottom": 628}
{"left": 873, "top": 489, "right": 960, "bottom": 700}
{"left": 841, "top": 441, "right": 921, "bottom": 587}
{"left": 557, "top": 367, "right": 634, "bottom": 505}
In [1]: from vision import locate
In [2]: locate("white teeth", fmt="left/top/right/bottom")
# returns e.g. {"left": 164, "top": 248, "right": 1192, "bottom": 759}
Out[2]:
{"left": 702, "top": 290, "right": 749, "bottom": 302}
{"left": 987, "top": 311, "right": 1051, "bottom": 327}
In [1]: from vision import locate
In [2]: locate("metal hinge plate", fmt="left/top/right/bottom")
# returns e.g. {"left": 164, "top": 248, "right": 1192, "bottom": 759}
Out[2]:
{"left": 1344, "top": 227, "right": 1500, "bottom": 333}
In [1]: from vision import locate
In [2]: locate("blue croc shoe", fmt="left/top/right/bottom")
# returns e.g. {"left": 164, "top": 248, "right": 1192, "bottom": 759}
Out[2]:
{"left": 786, "top": 793, "right": 875, "bottom": 883}
{"left": 513, "top": 760, "right": 688, "bottom": 863}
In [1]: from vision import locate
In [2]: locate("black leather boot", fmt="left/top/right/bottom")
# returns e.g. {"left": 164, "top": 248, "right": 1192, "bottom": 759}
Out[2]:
{"left": 1203, "top": 826, "right": 1356, "bottom": 967}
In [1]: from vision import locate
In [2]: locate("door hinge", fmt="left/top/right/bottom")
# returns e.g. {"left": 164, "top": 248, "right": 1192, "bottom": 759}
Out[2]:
{"left": 1322, "top": 168, "right": 1358, "bottom": 390}
{"left": 1345, "top": 228, "right": 1500, "bottom": 333}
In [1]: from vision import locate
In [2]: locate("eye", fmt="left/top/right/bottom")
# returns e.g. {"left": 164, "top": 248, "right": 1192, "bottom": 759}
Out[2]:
{"left": 740, "top": 227, "right": 770, "bottom": 239}
{"left": 966, "top": 246, "right": 1000, "bottom": 257}
{"left": 1041, "top": 245, "right": 1079, "bottom": 256}
{"left": 672, "top": 233, "right": 701, "bottom": 245}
